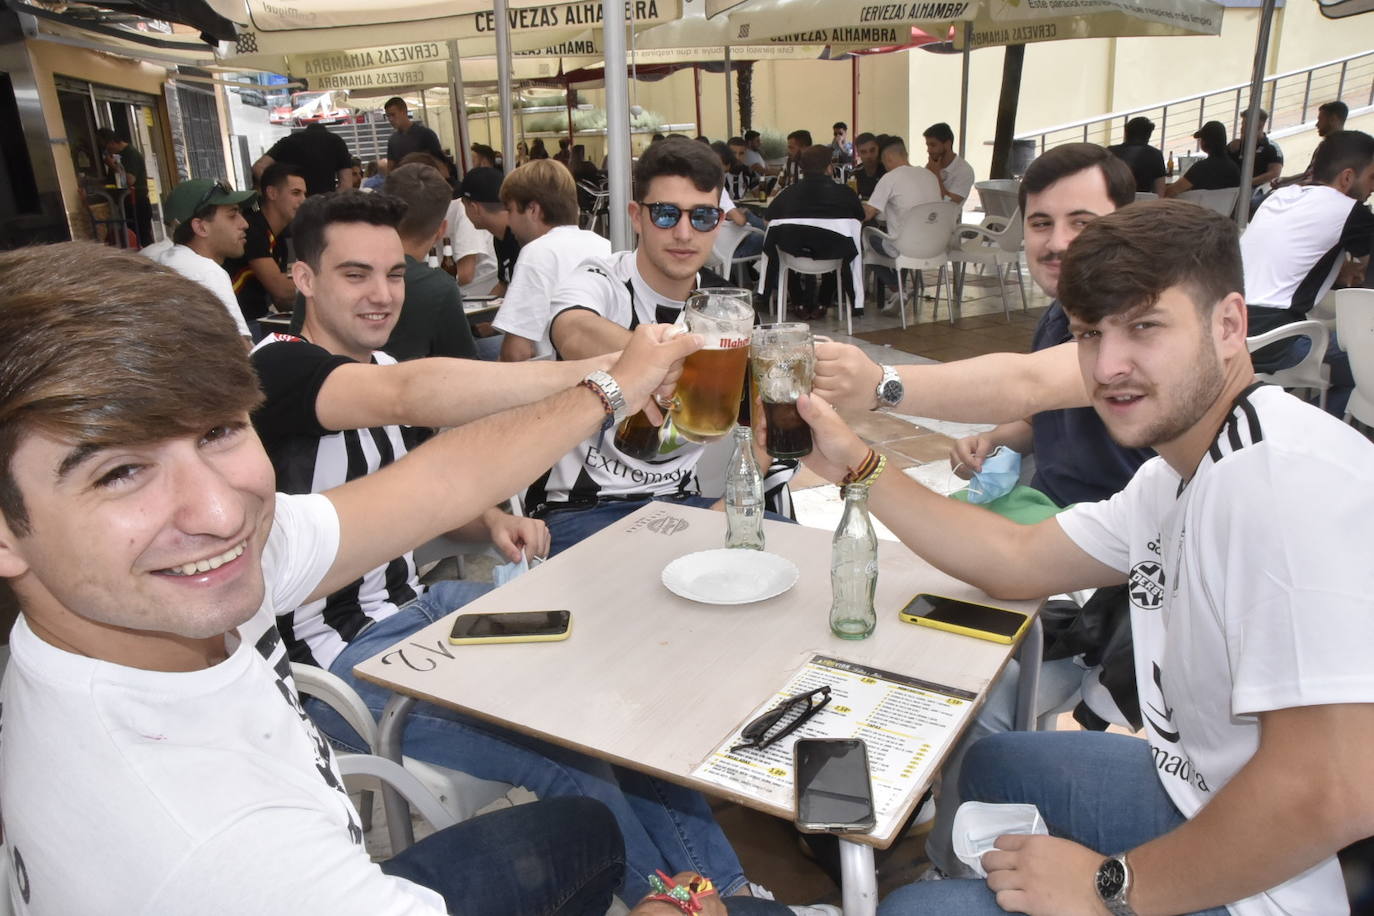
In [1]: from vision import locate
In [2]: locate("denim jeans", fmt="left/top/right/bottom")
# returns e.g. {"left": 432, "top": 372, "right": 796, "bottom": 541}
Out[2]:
{"left": 540, "top": 495, "right": 724, "bottom": 557}
{"left": 1256, "top": 328, "right": 1354, "bottom": 419}
{"left": 881, "top": 731, "right": 1230, "bottom": 916}
{"left": 925, "top": 656, "right": 1086, "bottom": 876}
{"left": 381, "top": 796, "right": 623, "bottom": 915}
{"left": 735, "top": 210, "right": 767, "bottom": 259}
{"left": 866, "top": 232, "right": 898, "bottom": 290}
{"left": 306, "top": 577, "right": 747, "bottom": 902}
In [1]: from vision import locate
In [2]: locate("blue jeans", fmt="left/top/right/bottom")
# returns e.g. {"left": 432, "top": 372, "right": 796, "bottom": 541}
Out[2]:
{"left": 925, "top": 656, "right": 1086, "bottom": 876}
{"left": 736, "top": 210, "right": 767, "bottom": 259}
{"left": 1258, "top": 329, "right": 1354, "bottom": 419}
{"left": 866, "top": 232, "right": 897, "bottom": 289}
{"left": 381, "top": 796, "right": 623, "bottom": 914}
{"left": 308, "top": 577, "right": 748, "bottom": 902}
{"left": 540, "top": 495, "right": 724, "bottom": 557}
{"left": 881, "top": 731, "right": 1229, "bottom": 916}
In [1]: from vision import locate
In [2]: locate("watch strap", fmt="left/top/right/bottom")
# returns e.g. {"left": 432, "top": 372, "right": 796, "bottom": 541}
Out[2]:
{"left": 581, "top": 369, "right": 628, "bottom": 431}
{"left": 873, "top": 364, "right": 903, "bottom": 412}
{"left": 1096, "top": 854, "right": 1137, "bottom": 916}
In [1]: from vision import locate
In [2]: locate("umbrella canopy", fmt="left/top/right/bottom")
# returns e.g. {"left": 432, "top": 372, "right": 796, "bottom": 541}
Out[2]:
{"left": 723, "top": 0, "right": 1221, "bottom": 46}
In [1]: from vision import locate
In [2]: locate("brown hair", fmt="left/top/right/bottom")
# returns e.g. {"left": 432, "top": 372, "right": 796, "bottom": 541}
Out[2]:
{"left": 1058, "top": 199, "right": 1243, "bottom": 325}
{"left": 633, "top": 136, "right": 723, "bottom": 202}
{"left": 0, "top": 243, "right": 262, "bottom": 535}
{"left": 800, "top": 145, "right": 833, "bottom": 177}
{"left": 383, "top": 163, "right": 452, "bottom": 245}
{"left": 499, "top": 159, "right": 580, "bottom": 226}
{"left": 1018, "top": 143, "right": 1136, "bottom": 215}
{"left": 399, "top": 151, "right": 451, "bottom": 180}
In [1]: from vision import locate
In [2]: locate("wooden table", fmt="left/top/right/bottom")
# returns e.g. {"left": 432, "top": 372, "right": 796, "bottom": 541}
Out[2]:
{"left": 356, "top": 503, "right": 1042, "bottom": 914}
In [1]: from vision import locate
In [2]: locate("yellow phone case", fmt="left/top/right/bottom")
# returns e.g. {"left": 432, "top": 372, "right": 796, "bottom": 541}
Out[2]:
{"left": 898, "top": 597, "right": 1029, "bottom": 645}
{"left": 447, "top": 617, "right": 573, "bottom": 646}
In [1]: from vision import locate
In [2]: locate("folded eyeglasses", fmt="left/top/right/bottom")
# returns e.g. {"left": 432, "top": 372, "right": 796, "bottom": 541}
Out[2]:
{"left": 730, "top": 685, "right": 832, "bottom": 754}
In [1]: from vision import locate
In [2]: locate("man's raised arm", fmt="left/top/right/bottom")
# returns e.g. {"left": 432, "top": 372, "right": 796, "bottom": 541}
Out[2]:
{"left": 797, "top": 392, "right": 1121, "bottom": 600}
{"left": 550, "top": 308, "right": 634, "bottom": 360}
{"left": 310, "top": 325, "right": 698, "bottom": 600}
{"left": 812, "top": 340, "right": 1090, "bottom": 425}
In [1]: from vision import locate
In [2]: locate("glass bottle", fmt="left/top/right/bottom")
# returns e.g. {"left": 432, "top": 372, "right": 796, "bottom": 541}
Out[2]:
{"left": 1166, "top": 150, "right": 1175, "bottom": 178}
{"left": 614, "top": 411, "right": 663, "bottom": 461}
{"left": 724, "top": 426, "right": 765, "bottom": 550}
{"left": 426, "top": 246, "right": 440, "bottom": 269}
{"left": 830, "top": 484, "right": 877, "bottom": 639}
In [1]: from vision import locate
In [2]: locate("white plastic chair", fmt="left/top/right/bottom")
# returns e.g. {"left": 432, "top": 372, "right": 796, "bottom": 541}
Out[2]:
{"left": 862, "top": 201, "right": 961, "bottom": 327}
{"left": 974, "top": 179, "right": 1020, "bottom": 219}
{"left": 707, "top": 221, "right": 765, "bottom": 289}
{"left": 1335, "top": 289, "right": 1374, "bottom": 428}
{"left": 1246, "top": 319, "right": 1330, "bottom": 410}
{"left": 777, "top": 252, "right": 852, "bottom": 333}
{"left": 291, "top": 663, "right": 515, "bottom": 830}
{"left": 1178, "top": 187, "right": 1239, "bottom": 216}
{"left": 947, "top": 210, "right": 1028, "bottom": 322}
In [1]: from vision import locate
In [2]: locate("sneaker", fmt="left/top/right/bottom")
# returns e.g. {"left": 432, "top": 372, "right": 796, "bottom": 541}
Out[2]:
{"left": 917, "top": 864, "right": 948, "bottom": 882}
{"left": 747, "top": 882, "right": 777, "bottom": 900}
{"left": 788, "top": 906, "right": 843, "bottom": 915}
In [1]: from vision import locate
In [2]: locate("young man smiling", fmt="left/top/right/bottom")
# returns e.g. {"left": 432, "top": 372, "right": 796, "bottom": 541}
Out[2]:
{"left": 799, "top": 201, "right": 1374, "bottom": 916}
{"left": 0, "top": 240, "right": 710, "bottom": 913}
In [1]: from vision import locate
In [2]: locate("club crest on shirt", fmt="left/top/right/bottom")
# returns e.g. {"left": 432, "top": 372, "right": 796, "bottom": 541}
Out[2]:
{"left": 1128, "top": 560, "right": 1166, "bottom": 610}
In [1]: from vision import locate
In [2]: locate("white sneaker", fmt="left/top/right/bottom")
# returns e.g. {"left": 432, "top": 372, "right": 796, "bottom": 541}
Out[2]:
{"left": 747, "top": 882, "right": 777, "bottom": 900}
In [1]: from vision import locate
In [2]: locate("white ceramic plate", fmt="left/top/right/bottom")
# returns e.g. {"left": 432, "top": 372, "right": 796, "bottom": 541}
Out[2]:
{"left": 661, "top": 549, "right": 800, "bottom": 605}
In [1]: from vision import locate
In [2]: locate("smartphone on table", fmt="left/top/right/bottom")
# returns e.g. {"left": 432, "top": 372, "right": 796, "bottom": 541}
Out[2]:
{"left": 793, "top": 738, "right": 877, "bottom": 834}
{"left": 898, "top": 593, "right": 1030, "bottom": 645}
{"left": 447, "top": 610, "right": 572, "bottom": 646}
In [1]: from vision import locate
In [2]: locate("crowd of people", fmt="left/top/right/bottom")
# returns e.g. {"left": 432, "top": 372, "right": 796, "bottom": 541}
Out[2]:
{"left": 2, "top": 84, "right": 1373, "bottom": 916}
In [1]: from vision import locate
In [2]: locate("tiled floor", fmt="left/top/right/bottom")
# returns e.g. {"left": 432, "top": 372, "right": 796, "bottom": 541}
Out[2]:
{"left": 360, "top": 267, "right": 1055, "bottom": 909}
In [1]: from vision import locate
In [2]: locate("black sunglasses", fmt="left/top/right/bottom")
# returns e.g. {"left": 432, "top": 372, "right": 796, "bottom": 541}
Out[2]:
{"left": 193, "top": 181, "right": 235, "bottom": 217}
{"left": 642, "top": 201, "right": 724, "bottom": 232}
{"left": 730, "top": 685, "right": 832, "bottom": 753}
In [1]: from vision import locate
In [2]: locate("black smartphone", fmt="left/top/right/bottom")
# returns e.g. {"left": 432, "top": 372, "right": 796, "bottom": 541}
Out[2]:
{"left": 898, "top": 593, "right": 1030, "bottom": 644}
{"left": 793, "top": 738, "right": 876, "bottom": 834}
{"left": 447, "top": 610, "right": 572, "bottom": 645}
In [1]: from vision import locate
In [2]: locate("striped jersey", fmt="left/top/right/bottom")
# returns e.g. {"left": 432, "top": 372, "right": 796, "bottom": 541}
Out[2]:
{"left": 250, "top": 333, "right": 425, "bottom": 669}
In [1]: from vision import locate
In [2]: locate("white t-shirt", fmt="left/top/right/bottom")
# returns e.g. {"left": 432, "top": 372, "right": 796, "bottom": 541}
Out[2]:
{"left": 0, "top": 493, "right": 448, "bottom": 915}
{"left": 533, "top": 250, "right": 706, "bottom": 508}
{"left": 867, "top": 164, "right": 942, "bottom": 227}
{"left": 1240, "top": 183, "right": 1374, "bottom": 313}
{"left": 1057, "top": 384, "right": 1374, "bottom": 916}
{"left": 742, "top": 149, "right": 766, "bottom": 171}
{"left": 492, "top": 225, "right": 611, "bottom": 358}
{"left": 446, "top": 198, "right": 500, "bottom": 297}
{"left": 940, "top": 155, "right": 976, "bottom": 203}
{"left": 148, "top": 242, "right": 251, "bottom": 337}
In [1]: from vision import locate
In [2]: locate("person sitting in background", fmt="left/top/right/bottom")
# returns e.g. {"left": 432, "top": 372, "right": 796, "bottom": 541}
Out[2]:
{"left": 223, "top": 162, "right": 306, "bottom": 338}
{"left": 1227, "top": 107, "right": 1284, "bottom": 192}
{"left": 852, "top": 131, "right": 885, "bottom": 199}
{"left": 348, "top": 157, "right": 364, "bottom": 191}
{"left": 361, "top": 159, "right": 385, "bottom": 190}
{"left": 529, "top": 139, "right": 550, "bottom": 160}
{"left": 492, "top": 160, "right": 611, "bottom": 362}
{"left": 555, "top": 138, "right": 571, "bottom": 164}
{"left": 1274, "top": 100, "right": 1348, "bottom": 189}
{"left": 471, "top": 143, "right": 501, "bottom": 170}
{"left": 829, "top": 121, "right": 855, "bottom": 170}
{"left": 1242, "top": 129, "right": 1374, "bottom": 418}
{"left": 715, "top": 140, "right": 759, "bottom": 201}
{"left": 922, "top": 122, "right": 975, "bottom": 205}
{"left": 742, "top": 130, "right": 768, "bottom": 176}
{"left": 765, "top": 144, "right": 865, "bottom": 321}
{"left": 1108, "top": 115, "right": 1167, "bottom": 196}
{"left": 780, "top": 129, "right": 811, "bottom": 187}
{"left": 144, "top": 178, "right": 255, "bottom": 340}
{"left": 399, "top": 151, "right": 487, "bottom": 289}
{"left": 569, "top": 143, "right": 601, "bottom": 185}
{"left": 461, "top": 166, "right": 522, "bottom": 297}
{"left": 862, "top": 137, "right": 941, "bottom": 301}
{"left": 1164, "top": 120, "right": 1240, "bottom": 196}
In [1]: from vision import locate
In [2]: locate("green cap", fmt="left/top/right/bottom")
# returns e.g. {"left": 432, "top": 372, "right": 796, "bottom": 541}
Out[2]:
{"left": 164, "top": 179, "right": 256, "bottom": 224}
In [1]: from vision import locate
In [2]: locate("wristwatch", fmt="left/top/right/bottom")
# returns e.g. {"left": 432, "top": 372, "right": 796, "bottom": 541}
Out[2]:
{"left": 872, "top": 364, "right": 904, "bottom": 412}
{"left": 582, "top": 369, "right": 628, "bottom": 431}
{"left": 1094, "top": 854, "right": 1137, "bottom": 916}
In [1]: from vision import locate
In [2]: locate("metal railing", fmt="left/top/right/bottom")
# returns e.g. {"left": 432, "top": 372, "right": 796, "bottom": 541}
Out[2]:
{"left": 1016, "top": 49, "right": 1374, "bottom": 160}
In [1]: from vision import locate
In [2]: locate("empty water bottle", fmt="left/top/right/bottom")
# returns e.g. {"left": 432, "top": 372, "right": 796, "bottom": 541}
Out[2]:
{"left": 725, "top": 426, "right": 765, "bottom": 550}
{"left": 830, "top": 484, "right": 877, "bottom": 639}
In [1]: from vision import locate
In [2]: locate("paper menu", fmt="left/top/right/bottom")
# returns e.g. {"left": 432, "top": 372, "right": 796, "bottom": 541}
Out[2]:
{"left": 691, "top": 655, "right": 977, "bottom": 841}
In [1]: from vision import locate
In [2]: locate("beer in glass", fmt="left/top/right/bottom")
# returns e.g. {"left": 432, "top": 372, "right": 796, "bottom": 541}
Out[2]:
{"left": 670, "top": 288, "right": 753, "bottom": 443}
{"left": 750, "top": 322, "right": 815, "bottom": 459}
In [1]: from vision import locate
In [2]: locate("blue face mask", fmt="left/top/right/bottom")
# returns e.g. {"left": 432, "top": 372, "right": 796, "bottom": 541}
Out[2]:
{"left": 491, "top": 554, "right": 531, "bottom": 588}
{"left": 967, "top": 447, "right": 1022, "bottom": 505}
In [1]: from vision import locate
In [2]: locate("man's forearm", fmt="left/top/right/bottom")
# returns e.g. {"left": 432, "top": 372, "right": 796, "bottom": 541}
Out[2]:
{"left": 551, "top": 312, "right": 634, "bottom": 360}
{"left": 897, "top": 345, "right": 1089, "bottom": 423}
{"left": 393, "top": 355, "right": 610, "bottom": 427}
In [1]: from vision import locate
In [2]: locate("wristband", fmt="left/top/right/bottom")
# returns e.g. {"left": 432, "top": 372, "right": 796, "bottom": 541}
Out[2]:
{"left": 579, "top": 370, "right": 628, "bottom": 431}
{"left": 841, "top": 449, "right": 888, "bottom": 488}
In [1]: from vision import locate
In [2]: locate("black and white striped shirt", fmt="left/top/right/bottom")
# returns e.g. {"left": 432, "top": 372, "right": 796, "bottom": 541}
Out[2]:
{"left": 251, "top": 334, "right": 425, "bottom": 669}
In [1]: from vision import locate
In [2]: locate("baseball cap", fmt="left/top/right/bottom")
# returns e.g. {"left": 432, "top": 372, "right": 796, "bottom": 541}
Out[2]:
{"left": 164, "top": 179, "right": 256, "bottom": 224}
{"left": 1193, "top": 121, "right": 1227, "bottom": 149}
{"left": 460, "top": 167, "right": 504, "bottom": 203}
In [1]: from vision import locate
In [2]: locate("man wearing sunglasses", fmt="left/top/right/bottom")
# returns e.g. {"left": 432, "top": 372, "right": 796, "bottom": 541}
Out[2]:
{"left": 144, "top": 178, "right": 256, "bottom": 341}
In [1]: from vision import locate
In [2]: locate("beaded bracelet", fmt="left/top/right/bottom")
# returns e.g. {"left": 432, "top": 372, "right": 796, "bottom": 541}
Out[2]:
{"left": 841, "top": 448, "right": 888, "bottom": 488}
{"left": 642, "top": 871, "right": 717, "bottom": 914}
{"left": 577, "top": 376, "right": 614, "bottom": 418}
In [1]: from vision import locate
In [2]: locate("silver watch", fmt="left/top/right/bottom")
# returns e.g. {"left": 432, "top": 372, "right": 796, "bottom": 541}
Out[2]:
{"left": 873, "top": 364, "right": 904, "bottom": 412}
{"left": 1094, "top": 854, "right": 1136, "bottom": 916}
{"left": 584, "top": 369, "right": 628, "bottom": 430}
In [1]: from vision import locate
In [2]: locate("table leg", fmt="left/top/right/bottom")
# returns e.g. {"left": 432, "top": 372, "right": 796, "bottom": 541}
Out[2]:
{"left": 839, "top": 839, "right": 878, "bottom": 916}
{"left": 378, "top": 693, "right": 418, "bottom": 852}
{"left": 1013, "top": 616, "right": 1044, "bottom": 732}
